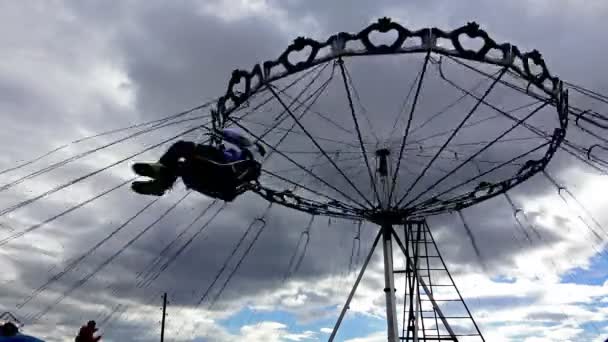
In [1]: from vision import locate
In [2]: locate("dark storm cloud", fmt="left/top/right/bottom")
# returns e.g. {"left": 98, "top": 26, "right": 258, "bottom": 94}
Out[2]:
{"left": 99, "top": 1, "right": 296, "bottom": 120}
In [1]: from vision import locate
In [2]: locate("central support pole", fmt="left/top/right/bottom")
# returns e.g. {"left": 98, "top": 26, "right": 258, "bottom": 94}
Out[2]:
{"left": 376, "top": 148, "right": 391, "bottom": 208}
{"left": 382, "top": 224, "right": 400, "bottom": 342}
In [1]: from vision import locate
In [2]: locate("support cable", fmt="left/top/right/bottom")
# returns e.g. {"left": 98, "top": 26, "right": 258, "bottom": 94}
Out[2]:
{"left": 411, "top": 142, "right": 549, "bottom": 215}
{"left": 227, "top": 118, "right": 368, "bottom": 209}
{"left": 258, "top": 62, "right": 333, "bottom": 142}
{"left": 388, "top": 58, "right": 426, "bottom": 140}
{"left": 140, "top": 203, "right": 228, "bottom": 288}
{"left": 329, "top": 229, "right": 381, "bottom": 342}
{"left": 336, "top": 58, "right": 381, "bottom": 206}
{"left": 196, "top": 204, "right": 272, "bottom": 307}
{"left": 30, "top": 192, "right": 192, "bottom": 322}
{"left": 456, "top": 210, "right": 485, "bottom": 270}
{"left": 396, "top": 67, "right": 508, "bottom": 207}
{"left": 136, "top": 200, "right": 219, "bottom": 287}
{"left": 502, "top": 193, "right": 534, "bottom": 243}
{"left": 0, "top": 101, "right": 216, "bottom": 177}
{"left": 340, "top": 59, "right": 380, "bottom": 142}
{"left": 442, "top": 56, "right": 607, "bottom": 175}
{"left": 348, "top": 221, "right": 363, "bottom": 275}
{"left": 388, "top": 51, "right": 431, "bottom": 206}
{"left": 284, "top": 215, "right": 315, "bottom": 280}
{"left": 0, "top": 123, "right": 212, "bottom": 219}
{"left": 262, "top": 63, "right": 337, "bottom": 161}
{"left": 542, "top": 170, "right": 606, "bottom": 241}
{"left": 0, "top": 115, "right": 210, "bottom": 194}
{"left": 0, "top": 177, "right": 136, "bottom": 247}
{"left": 208, "top": 207, "right": 274, "bottom": 309}
{"left": 267, "top": 83, "right": 376, "bottom": 208}
{"left": 403, "top": 102, "right": 548, "bottom": 209}
{"left": 17, "top": 196, "right": 161, "bottom": 308}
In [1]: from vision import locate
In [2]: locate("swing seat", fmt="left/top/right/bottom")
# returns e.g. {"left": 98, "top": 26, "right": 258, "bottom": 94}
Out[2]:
{"left": 179, "top": 155, "right": 261, "bottom": 201}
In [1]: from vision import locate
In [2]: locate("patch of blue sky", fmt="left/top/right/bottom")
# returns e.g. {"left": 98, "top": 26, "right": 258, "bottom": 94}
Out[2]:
{"left": 218, "top": 306, "right": 385, "bottom": 340}
{"left": 491, "top": 275, "right": 516, "bottom": 284}
{"left": 560, "top": 251, "right": 608, "bottom": 286}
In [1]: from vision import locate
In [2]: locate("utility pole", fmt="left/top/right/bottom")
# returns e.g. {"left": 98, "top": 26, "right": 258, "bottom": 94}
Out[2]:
{"left": 160, "top": 293, "right": 167, "bottom": 342}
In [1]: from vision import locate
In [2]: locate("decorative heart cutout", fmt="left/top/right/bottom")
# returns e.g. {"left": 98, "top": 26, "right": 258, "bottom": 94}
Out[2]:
{"left": 317, "top": 44, "right": 333, "bottom": 60}
{"left": 231, "top": 72, "right": 248, "bottom": 97}
{"left": 223, "top": 97, "right": 236, "bottom": 112}
{"left": 435, "top": 37, "right": 455, "bottom": 50}
{"left": 527, "top": 60, "right": 544, "bottom": 78}
{"left": 368, "top": 28, "right": 400, "bottom": 49}
{"left": 227, "top": 70, "right": 251, "bottom": 106}
{"left": 512, "top": 55, "right": 526, "bottom": 73}
{"left": 268, "top": 63, "right": 288, "bottom": 79}
{"left": 282, "top": 37, "right": 319, "bottom": 71}
{"left": 486, "top": 47, "right": 505, "bottom": 60}
{"left": 287, "top": 45, "right": 314, "bottom": 66}
{"left": 450, "top": 22, "right": 493, "bottom": 58}
{"left": 522, "top": 50, "right": 548, "bottom": 82}
{"left": 344, "top": 38, "right": 366, "bottom": 51}
{"left": 457, "top": 35, "right": 486, "bottom": 54}
{"left": 248, "top": 65, "right": 264, "bottom": 94}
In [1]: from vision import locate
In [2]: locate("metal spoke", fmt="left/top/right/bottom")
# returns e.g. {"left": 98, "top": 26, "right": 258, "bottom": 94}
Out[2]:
{"left": 411, "top": 142, "right": 550, "bottom": 212}
{"left": 242, "top": 119, "right": 361, "bottom": 148}
{"left": 341, "top": 61, "right": 381, "bottom": 143}
{"left": 270, "top": 84, "right": 355, "bottom": 136}
{"left": 337, "top": 58, "right": 381, "bottom": 206}
{"left": 267, "top": 82, "right": 376, "bottom": 208}
{"left": 388, "top": 59, "right": 426, "bottom": 140}
{"left": 262, "top": 64, "right": 338, "bottom": 162}
{"left": 257, "top": 62, "right": 333, "bottom": 142}
{"left": 402, "top": 102, "right": 549, "bottom": 208}
{"left": 260, "top": 169, "right": 358, "bottom": 212}
{"left": 389, "top": 51, "right": 431, "bottom": 205}
{"left": 227, "top": 117, "right": 368, "bottom": 209}
{"left": 396, "top": 67, "right": 508, "bottom": 208}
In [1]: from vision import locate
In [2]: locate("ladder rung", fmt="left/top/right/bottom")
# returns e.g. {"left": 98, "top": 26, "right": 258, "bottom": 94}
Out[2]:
{"left": 400, "top": 334, "right": 481, "bottom": 338}
{"left": 399, "top": 337, "right": 457, "bottom": 341}
{"left": 394, "top": 268, "right": 446, "bottom": 274}
{"left": 422, "top": 316, "right": 474, "bottom": 319}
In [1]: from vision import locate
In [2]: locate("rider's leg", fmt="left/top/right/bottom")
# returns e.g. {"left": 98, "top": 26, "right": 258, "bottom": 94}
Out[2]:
{"left": 131, "top": 141, "right": 198, "bottom": 196}
{"left": 132, "top": 140, "right": 196, "bottom": 179}
{"left": 159, "top": 140, "right": 198, "bottom": 170}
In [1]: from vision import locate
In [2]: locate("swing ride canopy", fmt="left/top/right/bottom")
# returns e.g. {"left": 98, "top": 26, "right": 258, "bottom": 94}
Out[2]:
{"left": 208, "top": 18, "right": 569, "bottom": 223}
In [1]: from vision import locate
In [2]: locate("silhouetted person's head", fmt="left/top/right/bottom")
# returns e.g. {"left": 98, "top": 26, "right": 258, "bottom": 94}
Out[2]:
{"left": 1, "top": 322, "right": 19, "bottom": 336}
{"left": 87, "top": 320, "right": 96, "bottom": 328}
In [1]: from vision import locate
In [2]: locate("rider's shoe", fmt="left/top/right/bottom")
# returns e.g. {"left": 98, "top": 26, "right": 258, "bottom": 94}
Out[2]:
{"left": 132, "top": 162, "right": 167, "bottom": 179}
{"left": 131, "top": 180, "right": 169, "bottom": 196}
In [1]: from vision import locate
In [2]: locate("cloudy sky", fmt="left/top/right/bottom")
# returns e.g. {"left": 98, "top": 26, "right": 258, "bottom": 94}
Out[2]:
{"left": 1, "top": 1, "right": 608, "bottom": 341}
